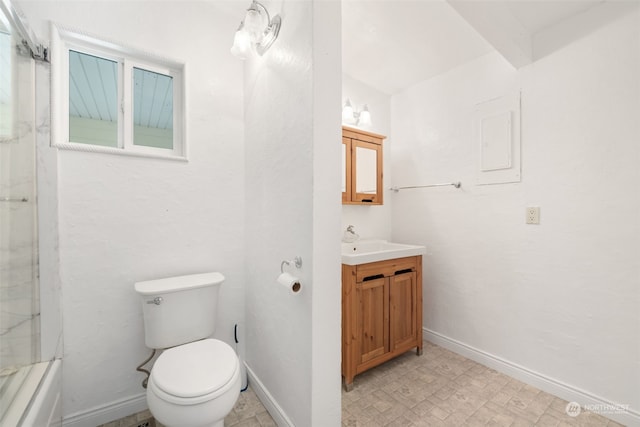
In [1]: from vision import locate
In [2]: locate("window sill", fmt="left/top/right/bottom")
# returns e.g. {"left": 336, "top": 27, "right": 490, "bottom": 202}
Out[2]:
{"left": 52, "top": 142, "right": 188, "bottom": 162}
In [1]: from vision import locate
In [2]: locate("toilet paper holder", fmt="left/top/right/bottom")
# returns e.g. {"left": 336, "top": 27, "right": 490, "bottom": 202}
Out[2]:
{"left": 281, "top": 256, "right": 302, "bottom": 273}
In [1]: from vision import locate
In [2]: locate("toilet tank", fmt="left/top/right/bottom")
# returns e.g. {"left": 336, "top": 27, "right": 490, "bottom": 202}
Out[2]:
{"left": 134, "top": 272, "right": 225, "bottom": 349}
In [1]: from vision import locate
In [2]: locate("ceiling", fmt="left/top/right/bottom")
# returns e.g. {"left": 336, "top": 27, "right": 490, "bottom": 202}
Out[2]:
{"left": 342, "top": 0, "right": 606, "bottom": 95}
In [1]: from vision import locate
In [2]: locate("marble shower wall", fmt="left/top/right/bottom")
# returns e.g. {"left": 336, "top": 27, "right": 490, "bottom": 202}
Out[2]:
{"left": 0, "top": 31, "right": 39, "bottom": 372}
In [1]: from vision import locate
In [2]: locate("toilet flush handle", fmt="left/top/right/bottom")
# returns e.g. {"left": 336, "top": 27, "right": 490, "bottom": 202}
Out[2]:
{"left": 146, "top": 297, "right": 163, "bottom": 305}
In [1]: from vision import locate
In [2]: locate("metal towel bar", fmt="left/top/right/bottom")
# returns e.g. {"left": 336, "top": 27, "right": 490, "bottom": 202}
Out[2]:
{"left": 390, "top": 182, "right": 461, "bottom": 192}
{"left": 0, "top": 197, "right": 29, "bottom": 202}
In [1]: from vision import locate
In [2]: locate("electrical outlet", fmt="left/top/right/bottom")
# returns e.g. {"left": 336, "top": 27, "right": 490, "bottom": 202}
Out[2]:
{"left": 526, "top": 207, "right": 540, "bottom": 224}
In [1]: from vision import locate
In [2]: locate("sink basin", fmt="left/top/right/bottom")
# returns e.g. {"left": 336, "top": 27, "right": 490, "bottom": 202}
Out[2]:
{"left": 341, "top": 239, "right": 426, "bottom": 265}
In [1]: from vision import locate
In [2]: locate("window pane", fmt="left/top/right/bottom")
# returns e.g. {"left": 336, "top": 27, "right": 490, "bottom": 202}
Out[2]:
{"left": 133, "top": 67, "right": 173, "bottom": 149}
{"left": 69, "top": 50, "right": 118, "bottom": 147}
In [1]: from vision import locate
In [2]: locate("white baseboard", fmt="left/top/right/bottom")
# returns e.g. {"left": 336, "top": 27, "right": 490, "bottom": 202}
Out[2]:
{"left": 245, "top": 362, "right": 294, "bottom": 427}
{"left": 424, "top": 328, "right": 640, "bottom": 427}
{"left": 62, "top": 393, "right": 147, "bottom": 427}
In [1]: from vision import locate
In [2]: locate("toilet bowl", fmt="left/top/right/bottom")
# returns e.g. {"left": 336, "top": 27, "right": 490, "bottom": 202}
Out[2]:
{"left": 146, "top": 339, "right": 241, "bottom": 427}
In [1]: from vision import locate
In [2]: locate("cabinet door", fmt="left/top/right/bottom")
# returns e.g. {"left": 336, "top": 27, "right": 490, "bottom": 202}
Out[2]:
{"left": 342, "top": 137, "right": 352, "bottom": 203}
{"left": 352, "top": 139, "right": 382, "bottom": 204}
{"left": 356, "top": 277, "right": 389, "bottom": 364}
{"left": 389, "top": 272, "right": 418, "bottom": 352}
{"left": 342, "top": 126, "right": 385, "bottom": 205}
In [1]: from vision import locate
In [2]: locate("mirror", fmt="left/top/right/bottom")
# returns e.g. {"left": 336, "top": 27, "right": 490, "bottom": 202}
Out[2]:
{"left": 355, "top": 146, "right": 377, "bottom": 194}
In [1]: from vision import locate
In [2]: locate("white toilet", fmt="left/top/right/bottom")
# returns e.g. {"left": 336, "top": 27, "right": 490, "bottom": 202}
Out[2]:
{"left": 135, "top": 272, "right": 241, "bottom": 427}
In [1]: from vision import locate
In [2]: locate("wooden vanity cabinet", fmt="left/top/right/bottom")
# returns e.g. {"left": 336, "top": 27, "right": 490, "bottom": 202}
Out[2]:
{"left": 342, "top": 256, "right": 423, "bottom": 391}
{"left": 342, "top": 126, "right": 385, "bottom": 205}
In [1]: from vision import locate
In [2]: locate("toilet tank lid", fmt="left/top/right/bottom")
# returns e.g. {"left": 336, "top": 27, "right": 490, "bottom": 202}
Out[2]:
{"left": 134, "top": 272, "right": 224, "bottom": 295}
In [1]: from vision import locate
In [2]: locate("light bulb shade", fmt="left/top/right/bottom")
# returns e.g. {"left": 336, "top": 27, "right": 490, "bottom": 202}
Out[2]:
{"left": 231, "top": 28, "right": 253, "bottom": 59}
{"left": 342, "top": 100, "right": 355, "bottom": 123}
{"left": 358, "top": 106, "right": 372, "bottom": 126}
{"left": 244, "top": 8, "right": 265, "bottom": 44}
{"left": 231, "top": 1, "right": 282, "bottom": 59}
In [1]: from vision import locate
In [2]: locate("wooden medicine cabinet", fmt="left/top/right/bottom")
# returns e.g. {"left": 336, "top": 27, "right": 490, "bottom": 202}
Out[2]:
{"left": 342, "top": 126, "right": 385, "bottom": 205}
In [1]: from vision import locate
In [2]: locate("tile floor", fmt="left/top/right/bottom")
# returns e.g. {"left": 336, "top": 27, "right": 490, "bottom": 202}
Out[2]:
{"left": 105, "top": 341, "right": 623, "bottom": 427}
{"left": 341, "top": 341, "right": 623, "bottom": 427}
{"left": 98, "top": 386, "right": 275, "bottom": 427}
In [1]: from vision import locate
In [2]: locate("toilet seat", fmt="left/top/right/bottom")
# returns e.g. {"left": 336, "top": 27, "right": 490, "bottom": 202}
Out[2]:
{"left": 150, "top": 338, "right": 239, "bottom": 405}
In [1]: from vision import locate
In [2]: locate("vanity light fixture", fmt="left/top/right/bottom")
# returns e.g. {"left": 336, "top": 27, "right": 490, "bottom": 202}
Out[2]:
{"left": 230, "top": 0, "right": 282, "bottom": 60}
{"left": 342, "top": 99, "right": 372, "bottom": 127}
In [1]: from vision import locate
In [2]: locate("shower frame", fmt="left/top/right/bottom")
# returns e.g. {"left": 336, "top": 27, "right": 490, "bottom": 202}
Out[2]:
{"left": 0, "top": 0, "right": 62, "bottom": 425}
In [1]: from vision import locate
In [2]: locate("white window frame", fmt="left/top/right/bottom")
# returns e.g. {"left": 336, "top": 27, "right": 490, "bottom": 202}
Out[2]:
{"left": 50, "top": 23, "right": 187, "bottom": 161}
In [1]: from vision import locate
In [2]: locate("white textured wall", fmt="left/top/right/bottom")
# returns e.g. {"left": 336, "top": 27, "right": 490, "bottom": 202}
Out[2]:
{"left": 391, "top": 4, "right": 640, "bottom": 418}
{"left": 341, "top": 74, "right": 392, "bottom": 240}
{"left": 20, "top": 1, "right": 245, "bottom": 421}
{"left": 244, "top": 0, "right": 341, "bottom": 425}
{"left": 311, "top": 1, "right": 343, "bottom": 425}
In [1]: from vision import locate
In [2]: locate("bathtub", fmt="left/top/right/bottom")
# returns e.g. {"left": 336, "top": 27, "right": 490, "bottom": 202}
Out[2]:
{"left": 2, "top": 359, "right": 62, "bottom": 427}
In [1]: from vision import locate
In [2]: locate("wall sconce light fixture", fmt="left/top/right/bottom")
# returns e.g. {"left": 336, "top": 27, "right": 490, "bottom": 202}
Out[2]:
{"left": 231, "top": 0, "right": 282, "bottom": 60}
{"left": 342, "top": 99, "right": 372, "bottom": 127}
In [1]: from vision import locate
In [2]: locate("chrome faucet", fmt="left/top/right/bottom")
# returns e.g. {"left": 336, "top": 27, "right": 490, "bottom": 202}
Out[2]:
{"left": 343, "top": 225, "right": 359, "bottom": 243}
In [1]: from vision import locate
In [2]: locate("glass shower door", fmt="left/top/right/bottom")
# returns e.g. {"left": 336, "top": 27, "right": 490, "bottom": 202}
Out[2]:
{"left": 0, "top": 4, "right": 40, "bottom": 419}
